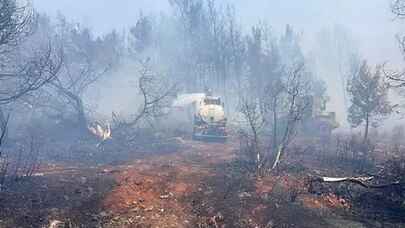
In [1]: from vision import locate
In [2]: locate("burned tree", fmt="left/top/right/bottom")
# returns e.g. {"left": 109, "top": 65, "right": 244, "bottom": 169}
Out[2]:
{"left": 0, "top": 1, "right": 61, "bottom": 105}
{"left": 239, "top": 24, "right": 313, "bottom": 174}
{"left": 265, "top": 25, "right": 309, "bottom": 161}
{"left": 238, "top": 93, "right": 266, "bottom": 174}
{"left": 168, "top": 0, "right": 245, "bottom": 94}
{"left": 129, "top": 13, "right": 153, "bottom": 54}
{"left": 0, "top": 4, "right": 63, "bottom": 191}
{"left": 0, "top": 0, "right": 33, "bottom": 49}
{"left": 43, "top": 16, "right": 118, "bottom": 132}
{"left": 0, "top": 115, "right": 8, "bottom": 189}
{"left": 0, "top": 44, "right": 62, "bottom": 105}
{"left": 0, "top": 1, "right": 62, "bottom": 154}
{"left": 347, "top": 61, "right": 392, "bottom": 142}
{"left": 114, "top": 59, "right": 177, "bottom": 130}
{"left": 239, "top": 62, "right": 311, "bottom": 174}
{"left": 270, "top": 63, "right": 311, "bottom": 170}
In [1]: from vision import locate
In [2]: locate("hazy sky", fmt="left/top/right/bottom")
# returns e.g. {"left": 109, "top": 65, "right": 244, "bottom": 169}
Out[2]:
{"left": 31, "top": 0, "right": 405, "bottom": 125}
{"left": 32, "top": 0, "right": 403, "bottom": 65}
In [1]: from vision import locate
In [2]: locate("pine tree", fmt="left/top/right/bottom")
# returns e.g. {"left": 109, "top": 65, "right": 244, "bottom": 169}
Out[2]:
{"left": 347, "top": 61, "right": 392, "bottom": 142}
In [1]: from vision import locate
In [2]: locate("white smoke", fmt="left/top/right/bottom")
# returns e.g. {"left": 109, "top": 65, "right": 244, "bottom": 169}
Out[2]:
{"left": 172, "top": 93, "right": 206, "bottom": 108}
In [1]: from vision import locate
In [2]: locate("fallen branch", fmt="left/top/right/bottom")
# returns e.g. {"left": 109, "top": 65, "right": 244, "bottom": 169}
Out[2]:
{"left": 311, "top": 176, "right": 402, "bottom": 189}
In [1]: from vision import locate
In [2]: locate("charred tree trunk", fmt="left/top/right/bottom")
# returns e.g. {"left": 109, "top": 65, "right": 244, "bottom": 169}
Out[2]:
{"left": 272, "top": 144, "right": 285, "bottom": 170}
{"left": 67, "top": 91, "right": 87, "bottom": 131}
{"left": 251, "top": 124, "right": 262, "bottom": 173}
{"left": 0, "top": 108, "right": 8, "bottom": 148}
{"left": 364, "top": 112, "right": 369, "bottom": 143}
{"left": 272, "top": 99, "right": 278, "bottom": 153}
{"left": 0, "top": 108, "right": 6, "bottom": 131}
{"left": 51, "top": 83, "right": 88, "bottom": 132}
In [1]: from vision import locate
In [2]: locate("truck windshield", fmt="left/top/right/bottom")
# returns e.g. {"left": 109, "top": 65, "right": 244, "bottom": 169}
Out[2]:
{"left": 204, "top": 98, "right": 221, "bottom": 105}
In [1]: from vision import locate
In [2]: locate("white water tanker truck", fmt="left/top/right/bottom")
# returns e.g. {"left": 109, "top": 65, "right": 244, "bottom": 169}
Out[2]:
{"left": 192, "top": 94, "right": 227, "bottom": 141}
{"left": 172, "top": 92, "right": 227, "bottom": 141}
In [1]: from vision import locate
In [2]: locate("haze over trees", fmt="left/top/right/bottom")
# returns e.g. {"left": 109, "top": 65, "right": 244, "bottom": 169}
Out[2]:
{"left": 0, "top": 0, "right": 398, "bottom": 180}
{"left": 310, "top": 25, "right": 360, "bottom": 123}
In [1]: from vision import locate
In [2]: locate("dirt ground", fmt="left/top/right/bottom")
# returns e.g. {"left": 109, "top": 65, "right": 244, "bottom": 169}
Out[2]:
{"left": 0, "top": 139, "right": 404, "bottom": 228}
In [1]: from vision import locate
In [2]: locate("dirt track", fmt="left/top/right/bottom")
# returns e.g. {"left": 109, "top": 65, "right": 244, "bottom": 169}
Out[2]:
{"left": 1, "top": 139, "right": 402, "bottom": 228}
{"left": 0, "top": 140, "right": 241, "bottom": 227}
{"left": 102, "top": 140, "right": 238, "bottom": 227}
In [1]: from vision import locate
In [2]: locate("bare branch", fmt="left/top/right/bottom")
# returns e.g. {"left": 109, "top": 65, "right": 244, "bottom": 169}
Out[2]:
{"left": 119, "top": 60, "right": 177, "bottom": 129}
{"left": 0, "top": 41, "right": 63, "bottom": 104}
{"left": 0, "top": 0, "right": 34, "bottom": 49}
